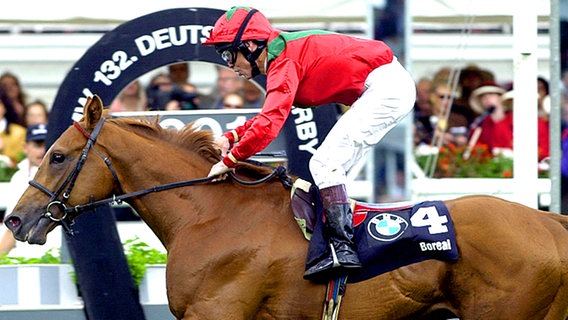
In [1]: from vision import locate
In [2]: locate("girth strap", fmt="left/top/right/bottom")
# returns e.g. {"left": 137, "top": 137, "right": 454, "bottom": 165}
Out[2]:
{"left": 322, "top": 276, "right": 348, "bottom": 320}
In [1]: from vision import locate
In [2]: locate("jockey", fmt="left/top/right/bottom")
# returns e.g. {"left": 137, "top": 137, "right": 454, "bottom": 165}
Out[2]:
{"left": 203, "top": 6, "right": 416, "bottom": 282}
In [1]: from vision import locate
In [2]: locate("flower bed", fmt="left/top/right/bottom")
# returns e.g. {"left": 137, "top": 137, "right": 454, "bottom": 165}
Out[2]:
{"left": 415, "top": 143, "right": 515, "bottom": 178}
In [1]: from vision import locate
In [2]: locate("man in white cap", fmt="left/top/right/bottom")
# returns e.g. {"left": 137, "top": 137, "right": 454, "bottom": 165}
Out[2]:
{"left": 0, "top": 123, "right": 48, "bottom": 254}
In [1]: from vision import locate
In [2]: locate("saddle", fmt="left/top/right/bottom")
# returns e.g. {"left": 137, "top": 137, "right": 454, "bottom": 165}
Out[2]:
{"left": 291, "top": 179, "right": 459, "bottom": 283}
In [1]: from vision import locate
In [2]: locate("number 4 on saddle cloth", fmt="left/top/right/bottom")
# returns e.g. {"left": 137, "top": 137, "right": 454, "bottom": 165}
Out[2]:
{"left": 291, "top": 179, "right": 459, "bottom": 283}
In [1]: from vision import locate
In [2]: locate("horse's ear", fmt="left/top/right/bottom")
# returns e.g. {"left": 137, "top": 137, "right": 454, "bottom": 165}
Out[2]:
{"left": 83, "top": 95, "right": 104, "bottom": 129}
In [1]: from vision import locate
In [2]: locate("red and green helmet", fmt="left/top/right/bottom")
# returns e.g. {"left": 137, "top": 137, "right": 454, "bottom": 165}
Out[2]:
{"left": 204, "top": 7, "right": 272, "bottom": 76}
{"left": 203, "top": 6, "right": 273, "bottom": 47}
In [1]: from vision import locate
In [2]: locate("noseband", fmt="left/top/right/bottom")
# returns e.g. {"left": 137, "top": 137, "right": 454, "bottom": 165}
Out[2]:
{"left": 29, "top": 117, "right": 123, "bottom": 235}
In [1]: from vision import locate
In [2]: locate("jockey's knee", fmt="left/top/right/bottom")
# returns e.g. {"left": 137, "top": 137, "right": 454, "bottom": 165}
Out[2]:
{"left": 309, "top": 155, "right": 346, "bottom": 189}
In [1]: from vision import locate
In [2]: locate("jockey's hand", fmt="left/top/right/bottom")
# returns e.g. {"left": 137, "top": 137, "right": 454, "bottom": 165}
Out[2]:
{"left": 208, "top": 160, "right": 233, "bottom": 182}
{"left": 213, "top": 136, "right": 230, "bottom": 157}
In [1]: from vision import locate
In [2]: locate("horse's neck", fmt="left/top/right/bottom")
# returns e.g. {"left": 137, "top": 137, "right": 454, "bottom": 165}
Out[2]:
{"left": 109, "top": 142, "right": 213, "bottom": 249}
{"left": 127, "top": 178, "right": 294, "bottom": 252}
{"left": 104, "top": 130, "right": 296, "bottom": 252}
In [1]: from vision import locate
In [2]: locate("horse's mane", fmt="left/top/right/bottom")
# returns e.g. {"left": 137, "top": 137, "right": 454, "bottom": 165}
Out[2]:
{"left": 108, "top": 116, "right": 283, "bottom": 180}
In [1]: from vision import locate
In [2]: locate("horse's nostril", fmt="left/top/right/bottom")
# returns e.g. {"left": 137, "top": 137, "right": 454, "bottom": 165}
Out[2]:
{"left": 7, "top": 217, "right": 21, "bottom": 229}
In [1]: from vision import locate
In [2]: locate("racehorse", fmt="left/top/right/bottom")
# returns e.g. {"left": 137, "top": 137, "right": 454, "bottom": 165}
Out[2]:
{"left": 5, "top": 95, "right": 568, "bottom": 319}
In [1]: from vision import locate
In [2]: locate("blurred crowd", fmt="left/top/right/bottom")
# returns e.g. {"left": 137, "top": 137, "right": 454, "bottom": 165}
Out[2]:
{"left": 109, "top": 62, "right": 265, "bottom": 113}
{"left": 413, "top": 64, "right": 559, "bottom": 166}
{"left": 0, "top": 71, "right": 49, "bottom": 168}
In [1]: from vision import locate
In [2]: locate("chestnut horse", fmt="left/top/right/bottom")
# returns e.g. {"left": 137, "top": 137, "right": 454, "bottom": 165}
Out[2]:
{"left": 5, "top": 95, "right": 568, "bottom": 319}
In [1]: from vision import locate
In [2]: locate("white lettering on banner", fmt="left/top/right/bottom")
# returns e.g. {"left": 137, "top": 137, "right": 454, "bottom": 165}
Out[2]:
{"left": 226, "top": 116, "right": 247, "bottom": 131}
{"left": 71, "top": 88, "right": 96, "bottom": 121}
{"left": 297, "top": 122, "right": 317, "bottom": 141}
{"left": 159, "top": 118, "right": 186, "bottom": 130}
{"left": 93, "top": 25, "right": 214, "bottom": 88}
{"left": 192, "top": 117, "right": 223, "bottom": 136}
{"left": 299, "top": 138, "right": 318, "bottom": 154}
{"left": 158, "top": 115, "right": 248, "bottom": 135}
{"left": 292, "top": 108, "right": 313, "bottom": 124}
{"left": 419, "top": 239, "right": 452, "bottom": 252}
{"left": 93, "top": 51, "right": 137, "bottom": 87}
{"left": 153, "top": 28, "right": 172, "bottom": 51}
{"left": 291, "top": 108, "right": 319, "bottom": 155}
{"left": 135, "top": 25, "right": 214, "bottom": 57}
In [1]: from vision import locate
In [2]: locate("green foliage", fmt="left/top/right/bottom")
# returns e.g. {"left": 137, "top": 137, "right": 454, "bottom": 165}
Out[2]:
{"left": 0, "top": 237, "right": 167, "bottom": 287}
{"left": 0, "top": 248, "right": 61, "bottom": 265}
{"left": 123, "top": 237, "right": 167, "bottom": 287}
{"left": 0, "top": 163, "right": 18, "bottom": 182}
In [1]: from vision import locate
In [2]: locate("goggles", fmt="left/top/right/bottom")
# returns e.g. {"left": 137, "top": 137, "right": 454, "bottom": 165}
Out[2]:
{"left": 217, "top": 42, "right": 249, "bottom": 66}
{"left": 219, "top": 48, "right": 237, "bottom": 65}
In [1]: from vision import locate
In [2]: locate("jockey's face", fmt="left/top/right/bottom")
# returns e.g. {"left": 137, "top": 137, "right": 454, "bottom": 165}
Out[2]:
{"left": 232, "top": 50, "right": 253, "bottom": 79}
{"left": 230, "top": 41, "right": 267, "bottom": 79}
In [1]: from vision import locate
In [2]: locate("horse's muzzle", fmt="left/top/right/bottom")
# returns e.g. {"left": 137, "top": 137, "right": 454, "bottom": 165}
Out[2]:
{"left": 5, "top": 215, "right": 21, "bottom": 230}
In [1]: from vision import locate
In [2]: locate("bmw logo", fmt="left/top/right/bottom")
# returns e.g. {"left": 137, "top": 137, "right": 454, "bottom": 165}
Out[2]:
{"left": 367, "top": 213, "right": 409, "bottom": 242}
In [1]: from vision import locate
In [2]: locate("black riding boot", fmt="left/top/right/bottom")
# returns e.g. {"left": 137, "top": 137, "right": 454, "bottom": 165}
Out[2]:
{"left": 303, "top": 185, "right": 362, "bottom": 282}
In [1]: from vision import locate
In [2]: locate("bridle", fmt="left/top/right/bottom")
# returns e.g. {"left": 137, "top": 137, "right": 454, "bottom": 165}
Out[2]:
{"left": 28, "top": 117, "right": 292, "bottom": 236}
{"left": 29, "top": 117, "right": 124, "bottom": 235}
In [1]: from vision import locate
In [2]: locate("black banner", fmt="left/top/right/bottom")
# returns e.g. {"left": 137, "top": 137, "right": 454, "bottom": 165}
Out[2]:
{"left": 282, "top": 105, "right": 340, "bottom": 183}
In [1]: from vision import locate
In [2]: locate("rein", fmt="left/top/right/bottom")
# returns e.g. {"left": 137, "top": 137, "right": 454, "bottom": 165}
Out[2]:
{"left": 70, "top": 165, "right": 292, "bottom": 215}
{"left": 28, "top": 118, "right": 292, "bottom": 235}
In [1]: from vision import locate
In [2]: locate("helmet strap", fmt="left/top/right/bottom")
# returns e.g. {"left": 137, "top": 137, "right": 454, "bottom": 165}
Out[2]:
{"left": 237, "top": 40, "right": 267, "bottom": 77}
{"left": 228, "top": 9, "right": 266, "bottom": 77}
{"left": 232, "top": 9, "right": 258, "bottom": 48}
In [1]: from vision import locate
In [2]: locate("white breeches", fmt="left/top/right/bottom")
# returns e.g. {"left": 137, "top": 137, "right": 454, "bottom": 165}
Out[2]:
{"left": 309, "top": 57, "right": 416, "bottom": 189}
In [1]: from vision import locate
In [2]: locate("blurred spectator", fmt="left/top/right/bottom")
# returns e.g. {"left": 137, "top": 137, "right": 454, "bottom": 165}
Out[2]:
{"left": 413, "top": 77, "right": 433, "bottom": 145}
{"left": 457, "top": 64, "right": 494, "bottom": 117}
{"left": 24, "top": 99, "right": 49, "bottom": 126}
{"left": 146, "top": 73, "right": 173, "bottom": 110}
{"left": 537, "top": 76, "right": 550, "bottom": 119}
{"left": 109, "top": 80, "right": 148, "bottom": 112}
{"left": 222, "top": 92, "right": 245, "bottom": 109}
{"left": 563, "top": 90, "right": 568, "bottom": 129}
{"left": 0, "top": 123, "right": 48, "bottom": 255}
{"left": 430, "top": 82, "right": 470, "bottom": 147}
{"left": 0, "top": 87, "right": 26, "bottom": 166}
{"left": 199, "top": 66, "right": 244, "bottom": 109}
{"left": 468, "top": 81, "right": 512, "bottom": 155}
{"left": 146, "top": 73, "right": 198, "bottom": 110}
{"left": 165, "top": 83, "right": 199, "bottom": 111}
{"left": 501, "top": 87, "right": 550, "bottom": 161}
{"left": 0, "top": 72, "right": 27, "bottom": 126}
{"left": 561, "top": 125, "right": 568, "bottom": 212}
{"left": 561, "top": 69, "right": 568, "bottom": 95}
{"left": 242, "top": 80, "right": 265, "bottom": 109}
{"left": 168, "top": 62, "right": 197, "bottom": 91}
{"left": 431, "top": 67, "right": 451, "bottom": 85}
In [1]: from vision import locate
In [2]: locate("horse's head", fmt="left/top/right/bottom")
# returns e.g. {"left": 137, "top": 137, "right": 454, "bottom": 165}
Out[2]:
{"left": 4, "top": 95, "right": 120, "bottom": 244}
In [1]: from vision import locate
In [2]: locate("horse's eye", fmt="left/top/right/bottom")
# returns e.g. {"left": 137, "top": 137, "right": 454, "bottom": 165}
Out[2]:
{"left": 51, "top": 153, "right": 65, "bottom": 164}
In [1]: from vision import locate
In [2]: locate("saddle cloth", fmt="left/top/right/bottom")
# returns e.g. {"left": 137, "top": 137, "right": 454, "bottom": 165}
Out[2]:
{"left": 292, "top": 179, "right": 459, "bottom": 283}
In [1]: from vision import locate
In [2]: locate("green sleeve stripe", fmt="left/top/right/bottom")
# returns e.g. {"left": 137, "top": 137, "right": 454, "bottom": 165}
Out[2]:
{"left": 267, "top": 30, "right": 335, "bottom": 61}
